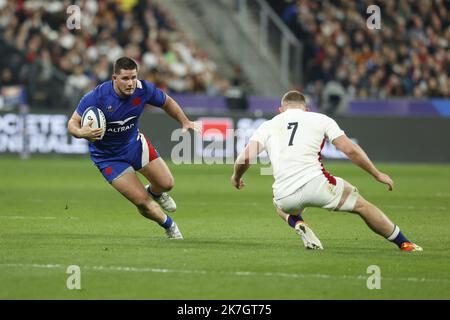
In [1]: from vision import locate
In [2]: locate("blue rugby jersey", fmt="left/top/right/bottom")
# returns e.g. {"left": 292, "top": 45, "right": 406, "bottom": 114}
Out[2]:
{"left": 76, "top": 80, "right": 166, "bottom": 159}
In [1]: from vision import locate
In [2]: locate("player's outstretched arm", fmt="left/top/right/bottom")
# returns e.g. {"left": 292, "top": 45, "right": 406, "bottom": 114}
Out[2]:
{"left": 67, "top": 111, "right": 104, "bottom": 142}
{"left": 232, "top": 140, "right": 263, "bottom": 190}
{"left": 332, "top": 135, "right": 394, "bottom": 191}
{"left": 162, "top": 95, "right": 201, "bottom": 133}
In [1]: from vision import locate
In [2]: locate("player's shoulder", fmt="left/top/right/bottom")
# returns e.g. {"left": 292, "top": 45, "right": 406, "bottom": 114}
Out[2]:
{"left": 272, "top": 110, "right": 336, "bottom": 126}
{"left": 256, "top": 117, "right": 274, "bottom": 131}
{"left": 80, "top": 80, "right": 112, "bottom": 102}
{"left": 304, "top": 111, "right": 335, "bottom": 123}
{"left": 76, "top": 82, "right": 109, "bottom": 113}
{"left": 136, "top": 79, "right": 157, "bottom": 93}
{"left": 95, "top": 80, "right": 113, "bottom": 97}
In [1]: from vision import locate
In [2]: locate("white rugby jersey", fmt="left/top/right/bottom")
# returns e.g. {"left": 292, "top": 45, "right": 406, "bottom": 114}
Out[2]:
{"left": 250, "top": 109, "right": 345, "bottom": 199}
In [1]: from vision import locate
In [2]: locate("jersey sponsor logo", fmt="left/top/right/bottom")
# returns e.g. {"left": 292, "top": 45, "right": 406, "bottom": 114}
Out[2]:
{"left": 108, "top": 116, "right": 137, "bottom": 126}
{"left": 107, "top": 116, "right": 137, "bottom": 133}
{"left": 107, "top": 123, "right": 135, "bottom": 133}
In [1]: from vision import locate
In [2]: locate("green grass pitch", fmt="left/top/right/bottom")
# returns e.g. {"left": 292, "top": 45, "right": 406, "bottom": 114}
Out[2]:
{"left": 0, "top": 156, "right": 449, "bottom": 299}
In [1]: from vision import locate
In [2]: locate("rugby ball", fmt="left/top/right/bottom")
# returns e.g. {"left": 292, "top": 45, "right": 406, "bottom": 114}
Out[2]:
{"left": 81, "top": 106, "right": 106, "bottom": 139}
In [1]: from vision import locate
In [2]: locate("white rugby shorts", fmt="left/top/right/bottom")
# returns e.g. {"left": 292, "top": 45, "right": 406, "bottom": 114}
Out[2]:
{"left": 273, "top": 175, "right": 346, "bottom": 213}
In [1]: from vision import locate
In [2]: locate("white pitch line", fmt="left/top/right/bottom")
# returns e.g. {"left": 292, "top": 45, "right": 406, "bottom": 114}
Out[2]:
{"left": 1, "top": 263, "right": 450, "bottom": 285}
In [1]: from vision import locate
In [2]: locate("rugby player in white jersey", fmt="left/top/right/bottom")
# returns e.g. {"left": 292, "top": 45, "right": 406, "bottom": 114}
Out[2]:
{"left": 231, "top": 90, "right": 422, "bottom": 252}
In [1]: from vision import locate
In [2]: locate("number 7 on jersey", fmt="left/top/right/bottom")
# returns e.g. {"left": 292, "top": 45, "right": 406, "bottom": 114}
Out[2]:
{"left": 287, "top": 122, "right": 299, "bottom": 146}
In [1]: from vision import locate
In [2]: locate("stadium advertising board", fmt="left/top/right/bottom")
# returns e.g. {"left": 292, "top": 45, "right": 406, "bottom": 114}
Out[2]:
{"left": 1, "top": 111, "right": 449, "bottom": 163}
{"left": 0, "top": 113, "right": 88, "bottom": 154}
{"left": 0, "top": 111, "right": 345, "bottom": 161}
{"left": 142, "top": 113, "right": 450, "bottom": 163}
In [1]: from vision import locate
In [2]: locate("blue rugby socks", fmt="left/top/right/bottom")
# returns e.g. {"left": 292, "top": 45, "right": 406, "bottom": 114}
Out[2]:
{"left": 387, "top": 225, "right": 411, "bottom": 247}
{"left": 159, "top": 214, "right": 174, "bottom": 229}
{"left": 286, "top": 214, "right": 304, "bottom": 228}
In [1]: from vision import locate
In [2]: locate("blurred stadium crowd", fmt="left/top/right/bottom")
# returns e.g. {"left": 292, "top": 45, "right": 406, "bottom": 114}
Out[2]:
{"left": 1, "top": 0, "right": 450, "bottom": 111}
{"left": 268, "top": 0, "right": 450, "bottom": 99}
{"left": 0, "top": 0, "right": 229, "bottom": 108}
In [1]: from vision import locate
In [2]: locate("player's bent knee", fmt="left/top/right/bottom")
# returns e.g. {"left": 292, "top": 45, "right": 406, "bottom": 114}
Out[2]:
{"left": 351, "top": 196, "right": 369, "bottom": 214}
{"left": 163, "top": 177, "right": 175, "bottom": 191}
{"left": 338, "top": 186, "right": 360, "bottom": 212}
{"left": 155, "top": 177, "right": 175, "bottom": 192}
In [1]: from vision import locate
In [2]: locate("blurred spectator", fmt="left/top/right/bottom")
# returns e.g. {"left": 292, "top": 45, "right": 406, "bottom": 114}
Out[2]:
{"left": 224, "top": 64, "right": 248, "bottom": 110}
{"left": 268, "top": 0, "right": 450, "bottom": 101}
{"left": 320, "top": 80, "right": 347, "bottom": 115}
{"left": 65, "top": 65, "right": 93, "bottom": 108}
{"left": 1, "top": 68, "right": 16, "bottom": 86}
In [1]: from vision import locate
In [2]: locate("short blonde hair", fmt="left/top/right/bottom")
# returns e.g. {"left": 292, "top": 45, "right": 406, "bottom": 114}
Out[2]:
{"left": 281, "top": 91, "right": 306, "bottom": 106}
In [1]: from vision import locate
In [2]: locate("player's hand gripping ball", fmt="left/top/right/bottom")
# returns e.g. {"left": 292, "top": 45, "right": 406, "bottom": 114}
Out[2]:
{"left": 81, "top": 106, "right": 106, "bottom": 140}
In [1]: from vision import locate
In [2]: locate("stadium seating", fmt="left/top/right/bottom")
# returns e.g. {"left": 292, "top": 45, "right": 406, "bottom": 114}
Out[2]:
{"left": 2, "top": 0, "right": 450, "bottom": 112}
{"left": 267, "top": 0, "right": 450, "bottom": 99}
{"left": 0, "top": 0, "right": 229, "bottom": 108}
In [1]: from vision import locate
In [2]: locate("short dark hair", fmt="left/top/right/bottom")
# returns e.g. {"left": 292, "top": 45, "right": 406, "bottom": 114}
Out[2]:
{"left": 113, "top": 57, "right": 138, "bottom": 74}
{"left": 281, "top": 90, "right": 306, "bottom": 105}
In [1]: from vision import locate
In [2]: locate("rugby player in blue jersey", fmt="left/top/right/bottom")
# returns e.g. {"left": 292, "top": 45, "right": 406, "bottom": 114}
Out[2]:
{"left": 68, "top": 57, "right": 198, "bottom": 239}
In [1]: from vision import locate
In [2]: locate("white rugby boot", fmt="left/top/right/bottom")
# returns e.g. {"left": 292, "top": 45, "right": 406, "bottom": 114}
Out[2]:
{"left": 295, "top": 222, "right": 323, "bottom": 250}
{"left": 145, "top": 184, "right": 177, "bottom": 212}
{"left": 165, "top": 222, "right": 183, "bottom": 239}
